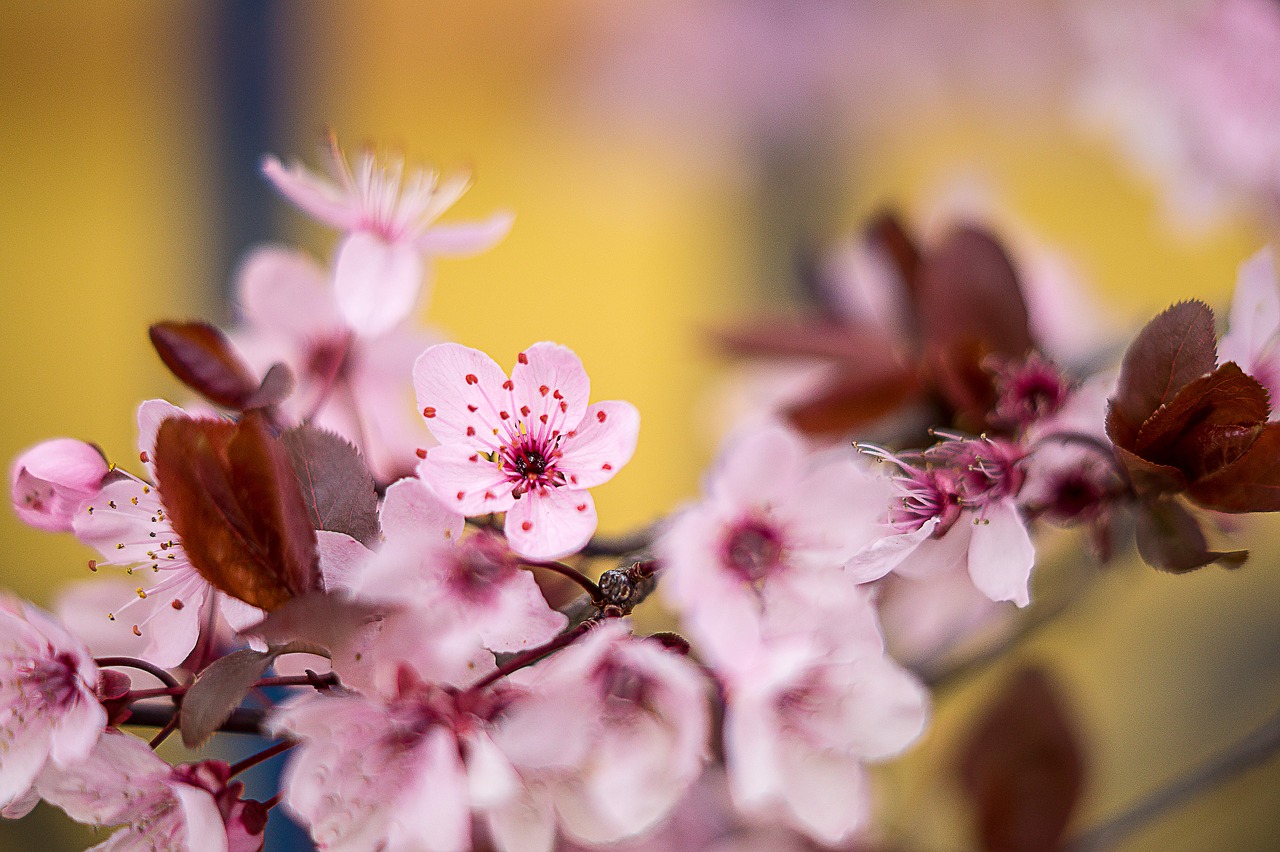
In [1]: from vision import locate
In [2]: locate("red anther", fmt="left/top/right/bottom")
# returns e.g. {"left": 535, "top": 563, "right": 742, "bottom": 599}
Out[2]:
{"left": 518, "top": 352, "right": 529, "bottom": 364}
{"left": 465, "top": 374, "right": 479, "bottom": 385}
{"left": 422, "top": 406, "right": 437, "bottom": 418}
{"left": 502, "top": 380, "right": 514, "bottom": 391}
{"left": 416, "top": 448, "right": 428, "bottom": 459}
{"left": 597, "top": 410, "right": 607, "bottom": 422}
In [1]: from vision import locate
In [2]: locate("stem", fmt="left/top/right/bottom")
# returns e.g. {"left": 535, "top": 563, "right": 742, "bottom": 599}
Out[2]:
{"left": 468, "top": 622, "right": 594, "bottom": 693}
{"left": 252, "top": 672, "right": 339, "bottom": 690}
{"left": 126, "top": 686, "right": 187, "bottom": 702}
{"left": 303, "top": 332, "right": 353, "bottom": 423}
{"left": 95, "top": 657, "right": 181, "bottom": 690}
{"left": 581, "top": 527, "right": 653, "bottom": 557}
{"left": 526, "top": 560, "right": 602, "bottom": 600}
{"left": 149, "top": 714, "right": 180, "bottom": 749}
{"left": 1067, "top": 707, "right": 1280, "bottom": 851}
{"left": 915, "top": 559, "right": 1097, "bottom": 691}
{"left": 125, "top": 703, "right": 267, "bottom": 736}
{"left": 229, "top": 740, "right": 297, "bottom": 777}
{"left": 264, "top": 793, "right": 283, "bottom": 811}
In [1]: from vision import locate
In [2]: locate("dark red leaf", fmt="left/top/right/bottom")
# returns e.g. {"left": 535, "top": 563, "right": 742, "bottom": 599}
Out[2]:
{"left": 1110, "top": 301, "right": 1218, "bottom": 433}
{"left": 865, "top": 210, "right": 922, "bottom": 292}
{"left": 242, "top": 362, "right": 296, "bottom": 410}
{"left": 784, "top": 366, "right": 918, "bottom": 434}
{"left": 1133, "top": 363, "right": 1267, "bottom": 477}
{"left": 718, "top": 318, "right": 899, "bottom": 363}
{"left": 154, "top": 415, "right": 320, "bottom": 611}
{"left": 1135, "top": 497, "right": 1247, "bottom": 573}
{"left": 960, "top": 668, "right": 1085, "bottom": 852}
{"left": 916, "top": 225, "right": 1034, "bottom": 360}
{"left": 1188, "top": 422, "right": 1280, "bottom": 512}
{"left": 149, "top": 322, "right": 263, "bottom": 409}
{"left": 281, "top": 425, "right": 380, "bottom": 547}
{"left": 1110, "top": 440, "right": 1187, "bottom": 497}
{"left": 180, "top": 648, "right": 277, "bottom": 748}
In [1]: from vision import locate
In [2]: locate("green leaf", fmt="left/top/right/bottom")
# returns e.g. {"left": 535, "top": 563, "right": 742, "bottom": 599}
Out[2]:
{"left": 180, "top": 648, "right": 277, "bottom": 748}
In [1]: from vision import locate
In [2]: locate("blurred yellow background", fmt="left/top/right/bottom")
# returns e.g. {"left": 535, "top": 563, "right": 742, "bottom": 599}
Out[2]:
{"left": 2, "top": 2, "right": 1279, "bottom": 850}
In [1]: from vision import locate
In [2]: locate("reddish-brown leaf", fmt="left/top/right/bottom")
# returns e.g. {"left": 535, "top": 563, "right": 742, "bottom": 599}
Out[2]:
{"left": 1111, "top": 301, "right": 1217, "bottom": 432}
{"left": 718, "top": 318, "right": 899, "bottom": 363}
{"left": 1133, "top": 363, "right": 1268, "bottom": 477}
{"left": 149, "top": 322, "right": 263, "bottom": 409}
{"left": 154, "top": 415, "right": 320, "bottom": 611}
{"left": 241, "top": 362, "right": 295, "bottom": 410}
{"left": 865, "top": 210, "right": 922, "bottom": 293}
{"left": 784, "top": 366, "right": 918, "bottom": 434}
{"left": 1111, "top": 442, "right": 1187, "bottom": 497}
{"left": 916, "top": 225, "right": 1033, "bottom": 360}
{"left": 960, "top": 668, "right": 1085, "bottom": 852}
{"left": 1188, "top": 422, "right": 1280, "bottom": 512}
{"left": 281, "top": 425, "right": 380, "bottom": 547}
{"left": 1135, "top": 497, "right": 1248, "bottom": 572}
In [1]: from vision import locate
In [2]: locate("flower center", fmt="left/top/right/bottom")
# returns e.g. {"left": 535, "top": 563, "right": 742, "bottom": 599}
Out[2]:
{"left": 723, "top": 518, "right": 785, "bottom": 583}
{"left": 13, "top": 651, "right": 81, "bottom": 711}
{"left": 499, "top": 432, "right": 565, "bottom": 497}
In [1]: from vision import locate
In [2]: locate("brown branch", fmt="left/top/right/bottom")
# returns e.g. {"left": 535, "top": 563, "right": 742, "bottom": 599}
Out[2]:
{"left": 124, "top": 703, "right": 267, "bottom": 736}
{"left": 1067, "top": 707, "right": 1280, "bottom": 851}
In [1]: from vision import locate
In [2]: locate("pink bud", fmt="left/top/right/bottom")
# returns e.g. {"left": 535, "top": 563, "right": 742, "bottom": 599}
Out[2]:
{"left": 10, "top": 439, "right": 108, "bottom": 532}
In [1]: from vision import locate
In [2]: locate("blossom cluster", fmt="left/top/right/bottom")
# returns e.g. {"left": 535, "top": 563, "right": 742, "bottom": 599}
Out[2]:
{"left": 6, "top": 139, "right": 1280, "bottom": 851}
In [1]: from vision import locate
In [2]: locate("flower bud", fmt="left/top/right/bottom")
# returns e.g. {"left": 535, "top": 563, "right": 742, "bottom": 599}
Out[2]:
{"left": 10, "top": 438, "right": 108, "bottom": 532}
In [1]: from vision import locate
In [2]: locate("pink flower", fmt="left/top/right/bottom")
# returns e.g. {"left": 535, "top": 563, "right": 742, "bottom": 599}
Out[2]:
{"left": 270, "top": 674, "right": 520, "bottom": 852}
{"left": 315, "top": 477, "right": 563, "bottom": 693}
{"left": 717, "top": 629, "right": 927, "bottom": 845}
{"left": 10, "top": 438, "right": 108, "bottom": 532}
{"left": 1219, "top": 246, "right": 1280, "bottom": 405}
{"left": 414, "top": 342, "right": 640, "bottom": 560}
{"left": 490, "top": 622, "right": 710, "bottom": 848}
{"left": 262, "top": 136, "right": 514, "bottom": 337}
{"left": 0, "top": 595, "right": 105, "bottom": 812}
{"left": 36, "top": 730, "right": 267, "bottom": 851}
{"left": 657, "top": 421, "right": 893, "bottom": 657}
{"left": 232, "top": 246, "right": 439, "bottom": 483}
{"left": 847, "top": 435, "right": 1035, "bottom": 607}
{"left": 71, "top": 400, "right": 262, "bottom": 668}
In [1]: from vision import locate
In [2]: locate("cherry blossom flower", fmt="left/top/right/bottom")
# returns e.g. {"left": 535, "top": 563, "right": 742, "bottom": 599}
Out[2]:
{"left": 658, "top": 421, "right": 893, "bottom": 656}
{"left": 1219, "top": 245, "right": 1280, "bottom": 405}
{"left": 490, "top": 622, "right": 710, "bottom": 848}
{"left": 0, "top": 595, "right": 105, "bottom": 812}
{"left": 311, "top": 477, "right": 563, "bottom": 693}
{"left": 847, "top": 435, "right": 1035, "bottom": 607}
{"left": 270, "top": 671, "right": 520, "bottom": 852}
{"left": 71, "top": 400, "right": 261, "bottom": 668}
{"left": 36, "top": 730, "right": 267, "bottom": 851}
{"left": 710, "top": 591, "right": 927, "bottom": 845}
{"left": 262, "top": 136, "right": 513, "bottom": 337}
{"left": 10, "top": 438, "right": 108, "bottom": 532}
{"left": 232, "top": 246, "right": 438, "bottom": 483}
{"left": 414, "top": 342, "right": 640, "bottom": 561}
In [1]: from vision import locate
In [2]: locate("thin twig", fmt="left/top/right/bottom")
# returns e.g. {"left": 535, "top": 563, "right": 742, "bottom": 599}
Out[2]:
{"left": 95, "top": 656, "right": 181, "bottom": 690}
{"left": 1067, "top": 707, "right": 1280, "bottom": 851}
{"left": 581, "top": 527, "right": 653, "bottom": 558}
{"left": 125, "top": 703, "right": 266, "bottom": 736}
{"left": 148, "top": 714, "right": 180, "bottom": 749}
{"left": 915, "top": 559, "right": 1098, "bottom": 691}
{"left": 468, "top": 621, "right": 594, "bottom": 693}
{"left": 525, "top": 560, "right": 602, "bottom": 600}
{"left": 229, "top": 740, "right": 298, "bottom": 777}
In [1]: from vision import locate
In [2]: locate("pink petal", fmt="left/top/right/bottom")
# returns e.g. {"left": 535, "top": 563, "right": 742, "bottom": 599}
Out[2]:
{"left": 967, "top": 500, "right": 1034, "bottom": 607}
{"left": 380, "top": 477, "right": 465, "bottom": 544}
{"left": 218, "top": 594, "right": 264, "bottom": 635}
{"left": 708, "top": 422, "right": 805, "bottom": 508}
{"left": 10, "top": 438, "right": 108, "bottom": 532}
{"left": 505, "top": 489, "right": 597, "bottom": 561}
{"left": 843, "top": 519, "right": 937, "bottom": 583}
{"left": 1221, "top": 245, "right": 1280, "bottom": 371}
{"left": 511, "top": 342, "right": 591, "bottom": 443}
{"left": 475, "top": 571, "right": 568, "bottom": 652}
{"left": 413, "top": 342, "right": 511, "bottom": 448}
{"left": 389, "top": 728, "right": 471, "bottom": 852}
{"left": 838, "top": 657, "right": 930, "bottom": 761}
{"left": 333, "top": 232, "right": 424, "bottom": 337}
{"left": 419, "top": 444, "right": 516, "bottom": 516}
{"left": 464, "top": 731, "right": 519, "bottom": 809}
{"left": 315, "top": 530, "right": 374, "bottom": 594}
{"left": 778, "top": 745, "right": 870, "bottom": 844}
{"left": 415, "top": 212, "right": 515, "bottom": 257}
{"left": 557, "top": 402, "right": 640, "bottom": 490}
{"left": 261, "top": 154, "right": 362, "bottom": 231}
{"left": 173, "top": 783, "right": 231, "bottom": 852}
{"left": 136, "top": 399, "right": 187, "bottom": 478}
{"left": 486, "top": 787, "right": 556, "bottom": 852}
{"left": 235, "top": 246, "right": 343, "bottom": 340}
